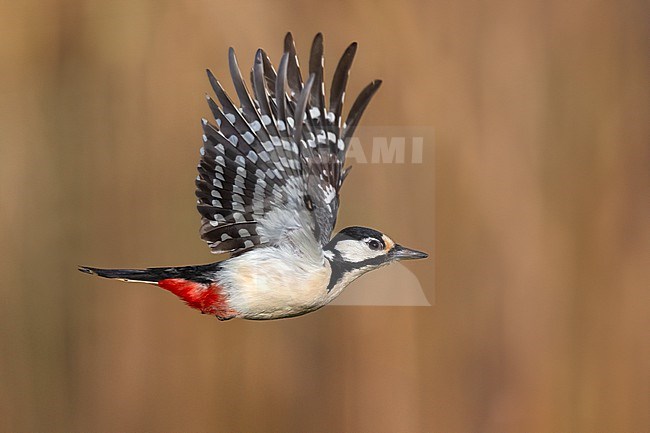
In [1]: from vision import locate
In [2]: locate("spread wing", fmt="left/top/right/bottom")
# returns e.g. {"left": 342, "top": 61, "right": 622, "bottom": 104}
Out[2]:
{"left": 195, "top": 33, "right": 381, "bottom": 255}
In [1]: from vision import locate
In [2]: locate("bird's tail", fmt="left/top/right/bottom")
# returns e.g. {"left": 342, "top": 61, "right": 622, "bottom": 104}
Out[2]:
{"left": 78, "top": 266, "right": 165, "bottom": 284}
{"left": 78, "top": 264, "right": 218, "bottom": 284}
{"left": 78, "top": 263, "right": 233, "bottom": 318}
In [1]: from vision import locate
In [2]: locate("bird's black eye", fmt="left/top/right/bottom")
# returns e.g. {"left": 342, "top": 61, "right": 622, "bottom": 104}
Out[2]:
{"left": 367, "top": 239, "right": 382, "bottom": 250}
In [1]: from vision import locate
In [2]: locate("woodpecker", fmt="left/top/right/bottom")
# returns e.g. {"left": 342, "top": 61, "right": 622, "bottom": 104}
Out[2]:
{"left": 80, "top": 33, "right": 428, "bottom": 320}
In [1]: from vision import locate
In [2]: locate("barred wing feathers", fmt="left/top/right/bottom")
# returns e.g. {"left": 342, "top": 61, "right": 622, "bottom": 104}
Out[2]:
{"left": 196, "top": 33, "right": 381, "bottom": 254}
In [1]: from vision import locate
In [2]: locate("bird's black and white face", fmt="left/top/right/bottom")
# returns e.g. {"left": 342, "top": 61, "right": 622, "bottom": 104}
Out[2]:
{"left": 324, "top": 226, "right": 428, "bottom": 268}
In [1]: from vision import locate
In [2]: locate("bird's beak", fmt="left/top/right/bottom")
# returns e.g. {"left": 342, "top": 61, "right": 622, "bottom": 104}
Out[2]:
{"left": 389, "top": 244, "right": 429, "bottom": 260}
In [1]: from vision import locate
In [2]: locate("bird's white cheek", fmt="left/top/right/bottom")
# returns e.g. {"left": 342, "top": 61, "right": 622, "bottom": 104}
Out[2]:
{"left": 335, "top": 240, "right": 384, "bottom": 262}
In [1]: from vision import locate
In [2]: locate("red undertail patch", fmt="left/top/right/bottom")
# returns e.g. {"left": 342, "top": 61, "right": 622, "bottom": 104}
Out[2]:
{"left": 158, "top": 279, "right": 235, "bottom": 319}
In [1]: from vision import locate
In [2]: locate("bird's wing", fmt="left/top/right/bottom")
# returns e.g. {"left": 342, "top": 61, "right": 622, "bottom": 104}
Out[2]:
{"left": 196, "top": 33, "right": 381, "bottom": 255}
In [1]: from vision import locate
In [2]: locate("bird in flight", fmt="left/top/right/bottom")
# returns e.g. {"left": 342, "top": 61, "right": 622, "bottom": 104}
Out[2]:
{"left": 80, "top": 33, "right": 427, "bottom": 320}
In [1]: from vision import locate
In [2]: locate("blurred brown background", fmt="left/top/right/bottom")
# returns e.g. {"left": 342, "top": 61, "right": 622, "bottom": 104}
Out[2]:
{"left": 1, "top": 0, "right": 648, "bottom": 431}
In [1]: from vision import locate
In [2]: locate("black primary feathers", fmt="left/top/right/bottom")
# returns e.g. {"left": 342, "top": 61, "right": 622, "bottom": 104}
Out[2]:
{"left": 196, "top": 33, "right": 382, "bottom": 254}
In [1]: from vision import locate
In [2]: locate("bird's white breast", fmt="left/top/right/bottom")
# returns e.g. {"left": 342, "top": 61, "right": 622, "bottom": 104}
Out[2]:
{"left": 216, "top": 246, "right": 334, "bottom": 319}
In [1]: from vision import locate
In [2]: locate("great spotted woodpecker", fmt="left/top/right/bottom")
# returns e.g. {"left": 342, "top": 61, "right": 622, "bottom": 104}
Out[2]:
{"left": 79, "top": 33, "right": 428, "bottom": 320}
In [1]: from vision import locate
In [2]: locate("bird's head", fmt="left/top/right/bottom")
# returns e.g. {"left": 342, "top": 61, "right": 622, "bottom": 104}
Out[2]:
{"left": 324, "top": 226, "right": 428, "bottom": 268}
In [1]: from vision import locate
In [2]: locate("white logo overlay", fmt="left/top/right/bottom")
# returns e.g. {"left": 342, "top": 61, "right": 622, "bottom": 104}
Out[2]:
{"left": 330, "top": 262, "right": 432, "bottom": 307}
{"left": 331, "top": 126, "right": 434, "bottom": 307}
